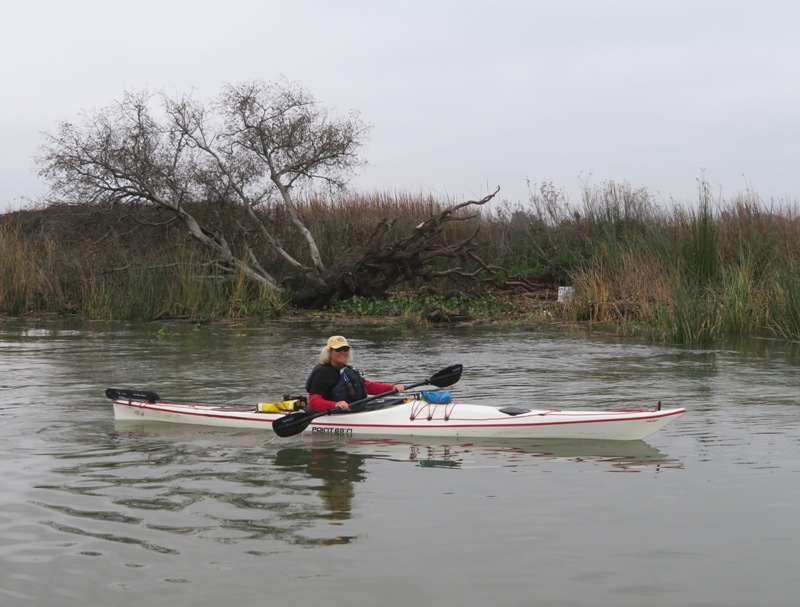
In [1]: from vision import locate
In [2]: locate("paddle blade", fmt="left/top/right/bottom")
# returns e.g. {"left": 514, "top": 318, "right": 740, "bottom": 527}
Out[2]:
{"left": 427, "top": 364, "right": 463, "bottom": 388}
{"left": 105, "top": 388, "right": 160, "bottom": 402}
{"left": 272, "top": 410, "right": 317, "bottom": 438}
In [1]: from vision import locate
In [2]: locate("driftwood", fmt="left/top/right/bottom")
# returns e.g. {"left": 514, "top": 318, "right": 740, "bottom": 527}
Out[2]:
{"left": 291, "top": 187, "right": 541, "bottom": 309}
{"left": 419, "top": 305, "right": 473, "bottom": 324}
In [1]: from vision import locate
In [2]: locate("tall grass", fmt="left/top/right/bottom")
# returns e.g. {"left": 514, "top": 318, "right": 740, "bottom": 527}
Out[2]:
{"left": 560, "top": 184, "right": 800, "bottom": 344}
{"left": 79, "top": 256, "right": 290, "bottom": 321}
{"left": 0, "top": 215, "right": 289, "bottom": 321}
{"left": 764, "top": 263, "right": 800, "bottom": 341}
{"left": 0, "top": 220, "right": 71, "bottom": 315}
{"left": 3, "top": 183, "right": 800, "bottom": 345}
{"left": 0, "top": 222, "right": 38, "bottom": 315}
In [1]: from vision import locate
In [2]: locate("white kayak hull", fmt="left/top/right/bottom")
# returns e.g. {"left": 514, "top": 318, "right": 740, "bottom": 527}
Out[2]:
{"left": 110, "top": 397, "right": 685, "bottom": 441}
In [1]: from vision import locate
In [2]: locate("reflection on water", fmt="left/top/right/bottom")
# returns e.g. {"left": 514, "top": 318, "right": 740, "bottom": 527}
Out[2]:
{"left": 113, "top": 421, "right": 681, "bottom": 473}
{"left": 308, "top": 435, "right": 680, "bottom": 473}
{"left": 34, "top": 430, "right": 349, "bottom": 552}
{"left": 31, "top": 421, "right": 684, "bottom": 564}
{"left": 273, "top": 447, "right": 365, "bottom": 531}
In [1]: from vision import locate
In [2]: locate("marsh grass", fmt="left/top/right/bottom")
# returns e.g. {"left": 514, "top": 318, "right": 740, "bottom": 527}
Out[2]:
{"left": 78, "top": 256, "right": 290, "bottom": 321}
{"left": 0, "top": 214, "right": 289, "bottom": 321}
{"left": 0, "top": 220, "right": 71, "bottom": 315}
{"left": 562, "top": 185, "right": 800, "bottom": 344}
{"left": 3, "top": 183, "right": 800, "bottom": 345}
{"left": 764, "top": 264, "right": 800, "bottom": 341}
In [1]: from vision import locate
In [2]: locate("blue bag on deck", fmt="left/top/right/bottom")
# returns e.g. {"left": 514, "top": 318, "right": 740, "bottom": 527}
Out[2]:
{"left": 421, "top": 390, "right": 452, "bottom": 404}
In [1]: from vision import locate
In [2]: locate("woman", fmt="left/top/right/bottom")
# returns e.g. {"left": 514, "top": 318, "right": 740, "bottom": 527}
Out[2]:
{"left": 305, "top": 335, "right": 404, "bottom": 412}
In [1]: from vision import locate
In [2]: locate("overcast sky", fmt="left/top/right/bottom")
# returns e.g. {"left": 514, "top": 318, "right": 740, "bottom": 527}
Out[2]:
{"left": 2, "top": 0, "right": 798, "bottom": 213}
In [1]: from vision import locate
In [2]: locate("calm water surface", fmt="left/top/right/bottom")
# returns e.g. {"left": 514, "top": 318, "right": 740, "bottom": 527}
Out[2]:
{"left": 1, "top": 319, "right": 799, "bottom": 607}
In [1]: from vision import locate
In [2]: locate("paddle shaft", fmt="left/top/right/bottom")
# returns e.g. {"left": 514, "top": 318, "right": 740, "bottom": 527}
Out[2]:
{"left": 289, "top": 386, "right": 401, "bottom": 424}
{"left": 272, "top": 383, "right": 414, "bottom": 438}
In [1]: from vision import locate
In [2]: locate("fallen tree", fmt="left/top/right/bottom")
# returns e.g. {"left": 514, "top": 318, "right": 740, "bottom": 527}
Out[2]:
{"left": 37, "top": 79, "right": 524, "bottom": 309}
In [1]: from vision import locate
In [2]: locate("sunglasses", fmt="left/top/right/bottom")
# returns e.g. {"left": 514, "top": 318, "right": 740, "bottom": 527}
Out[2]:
{"left": 332, "top": 346, "right": 351, "bottom": 352}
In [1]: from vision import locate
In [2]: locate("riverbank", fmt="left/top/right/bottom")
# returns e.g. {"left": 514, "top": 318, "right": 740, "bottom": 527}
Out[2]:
{"left": 4, "top": 183, "right": 800, "bottom": 345}
{"left": 1, "top": 289, "right": 577, "bottom": 334}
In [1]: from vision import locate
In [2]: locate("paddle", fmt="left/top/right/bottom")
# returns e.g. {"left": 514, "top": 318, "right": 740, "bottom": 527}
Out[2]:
{"left": 272, "top": 363, "right": 463, "bottom": 438}
{"left": 106, "top": 388, "right": 160, "bottom": 402}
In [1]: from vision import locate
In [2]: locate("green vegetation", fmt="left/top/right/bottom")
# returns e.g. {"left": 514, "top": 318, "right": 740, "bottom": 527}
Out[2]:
{"left": 329, "top": 291, "right": 527, "bottom": 325}
{"left": 3, "top": 181, "right": 800, "bottom": 346}
{"left": 551, "top": 182, "right": 800, "bottom": 344}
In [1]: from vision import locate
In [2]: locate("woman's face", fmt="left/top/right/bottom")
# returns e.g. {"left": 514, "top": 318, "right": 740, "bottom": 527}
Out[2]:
{"left": 330, "top": 346, "right": 350, "bottom": 366}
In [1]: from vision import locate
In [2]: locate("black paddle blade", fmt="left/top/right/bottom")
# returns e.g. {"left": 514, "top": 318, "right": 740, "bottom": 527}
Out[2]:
{"left": 105, "top": 388, "right": 160, "bottom": 402}
{"left": 427, "top": 364, "right": 463, "bottom": 388}
{"left": 272, "top": 410, "right": 317, "bottom": 438}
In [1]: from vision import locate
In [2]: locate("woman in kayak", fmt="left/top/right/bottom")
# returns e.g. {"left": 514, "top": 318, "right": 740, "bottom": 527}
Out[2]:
{"left": 305, "top": 335, "right": 405, "bottom": 412}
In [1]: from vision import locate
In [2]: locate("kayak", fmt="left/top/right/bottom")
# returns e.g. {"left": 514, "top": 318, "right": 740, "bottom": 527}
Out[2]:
{"left": 105, "top": 389, "right": 685, "bottom": 441}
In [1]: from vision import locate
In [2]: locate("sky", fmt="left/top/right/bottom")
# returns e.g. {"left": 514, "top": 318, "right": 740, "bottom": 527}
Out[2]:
{"left": 2, "top": 0, "right": 799, "bottom": 213}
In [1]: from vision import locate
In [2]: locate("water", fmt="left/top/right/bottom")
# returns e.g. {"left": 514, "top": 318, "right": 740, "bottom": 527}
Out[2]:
{"left": 2, "top": 319, "right": 799, "bottom": 606}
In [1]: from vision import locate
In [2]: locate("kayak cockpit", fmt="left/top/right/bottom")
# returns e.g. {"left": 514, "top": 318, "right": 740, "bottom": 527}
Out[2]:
{"left": 499, "top": 406, "right": 533, "bottom": 416}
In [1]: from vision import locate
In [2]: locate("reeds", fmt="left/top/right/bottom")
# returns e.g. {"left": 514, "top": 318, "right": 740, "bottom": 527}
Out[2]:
{"left": 76, "top": 254, "right": 290, "bottom": 321}
{"left": 558, "top": 184, "right": 800, "bottom": 344}
{"left": 0, "top": 219, "right": 71, "bottom": 315}
{"left": 0, "top": 216, "right": 289, "bottom": 321}
{"left": 3, "top": 182, "right": 800, "bottom": 345}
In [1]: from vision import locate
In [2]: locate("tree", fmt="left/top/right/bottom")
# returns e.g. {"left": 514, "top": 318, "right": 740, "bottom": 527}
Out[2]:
{"left": 37, "top": 80, "right": 504, "bottom": 309}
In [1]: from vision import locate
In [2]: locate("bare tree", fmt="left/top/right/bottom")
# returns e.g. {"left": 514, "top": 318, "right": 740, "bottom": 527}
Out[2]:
{"left": 37, "top": 80, "right": 504, "bottom": 309}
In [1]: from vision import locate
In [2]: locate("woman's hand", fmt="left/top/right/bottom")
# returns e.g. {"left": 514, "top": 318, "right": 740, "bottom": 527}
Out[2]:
{"left": 335, "top": 401, "right": 350, "bottom": 411}
{"left": 393, "top": 384, "right": 405, "bottom": 394}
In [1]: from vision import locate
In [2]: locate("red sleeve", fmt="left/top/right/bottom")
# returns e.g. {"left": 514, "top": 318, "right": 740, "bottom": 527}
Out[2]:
{"left": 308, "top": 394, "right": 338, "bottom": 412}
{"left": 309, "top": 381, "right": 396, "bottom": 411}
{"left": 364, "top": 380, "right": 395, "bottom": 395}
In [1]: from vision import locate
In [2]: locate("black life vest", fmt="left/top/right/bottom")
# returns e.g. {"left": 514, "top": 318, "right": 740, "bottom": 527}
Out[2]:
{"left": 306, "top": 364, "right": 368, "bottom": 403}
